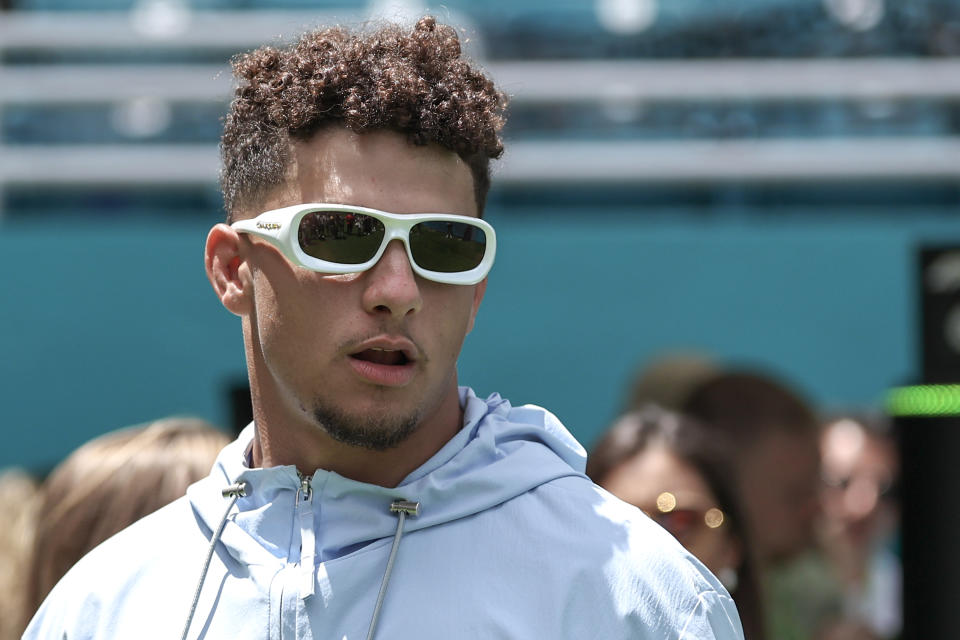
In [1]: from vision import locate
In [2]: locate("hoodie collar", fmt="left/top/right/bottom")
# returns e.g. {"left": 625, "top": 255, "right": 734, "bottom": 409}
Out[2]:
{"left": 186, "top": 387, "right": 586, "bottom": 567}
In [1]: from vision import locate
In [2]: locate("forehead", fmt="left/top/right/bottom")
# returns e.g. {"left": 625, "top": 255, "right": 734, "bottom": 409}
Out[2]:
{"left": 822, "top": 420, "right": 896, "bottom": 474}
{"left": 265, "top": 126, "right": 476, "bottom": 217}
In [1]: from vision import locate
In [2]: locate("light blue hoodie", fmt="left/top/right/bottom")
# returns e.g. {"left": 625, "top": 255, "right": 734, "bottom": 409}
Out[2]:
{"left": 24, "top": 388, "right": 745, "bottom": 639}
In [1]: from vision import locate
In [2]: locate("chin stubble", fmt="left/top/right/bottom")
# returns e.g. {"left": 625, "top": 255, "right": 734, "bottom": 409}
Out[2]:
{"left": 311, "top": 402, "right": 422, "bottom": 451}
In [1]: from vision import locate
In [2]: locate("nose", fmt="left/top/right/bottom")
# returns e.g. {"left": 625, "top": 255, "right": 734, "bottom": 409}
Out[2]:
{"left": 361, "top": 240, "right": 423, "bottom": 319}
{"left": 844, "top": 477, "right": 880, "bottom": 520}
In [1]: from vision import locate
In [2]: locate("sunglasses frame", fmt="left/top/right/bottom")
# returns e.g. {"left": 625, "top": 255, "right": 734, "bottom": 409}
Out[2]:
{"left": 231, "top": 203, "right": 496, "bottom": 285}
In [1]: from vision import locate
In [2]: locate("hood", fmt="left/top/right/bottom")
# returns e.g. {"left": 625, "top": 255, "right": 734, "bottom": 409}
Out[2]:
{"left": 186, "top": 387, "right": 587, "bottom": 568}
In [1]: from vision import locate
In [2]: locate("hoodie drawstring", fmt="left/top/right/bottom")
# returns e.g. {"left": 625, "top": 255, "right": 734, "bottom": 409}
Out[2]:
{"left": 365, "top": 500, "right": 420, "bottom": 640}
{"left": 297, "top": 474, "right": 316, "bottom": 600}
{"left": 179, "top": 481, "right": 249, "bottom": 640}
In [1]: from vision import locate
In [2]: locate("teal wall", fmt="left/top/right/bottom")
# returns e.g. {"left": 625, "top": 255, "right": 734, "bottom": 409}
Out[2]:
{"left": 3, "top": 207, "right": 958, "bottom": 472}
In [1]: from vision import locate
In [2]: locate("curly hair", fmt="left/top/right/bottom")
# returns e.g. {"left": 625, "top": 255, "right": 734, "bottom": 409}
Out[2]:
{"left": 220, "top": 16, "right": 507, "bottom": 221}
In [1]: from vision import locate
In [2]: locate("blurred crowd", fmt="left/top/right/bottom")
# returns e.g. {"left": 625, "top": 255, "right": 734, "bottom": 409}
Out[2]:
{"left": 589, "top": 353, "right": 901, "bottom": 640}
{"left": 0, "top": 355, "right": 900, "bottom": 640}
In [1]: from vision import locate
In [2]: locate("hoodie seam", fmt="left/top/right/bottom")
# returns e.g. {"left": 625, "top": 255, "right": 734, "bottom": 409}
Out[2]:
{"left": 315, "top": 535, "right": 396, "bottom": 567}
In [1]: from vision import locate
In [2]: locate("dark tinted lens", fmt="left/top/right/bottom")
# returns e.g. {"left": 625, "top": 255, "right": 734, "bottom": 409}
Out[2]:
{"left": 297, "top": 211, "right": 384, "bottom": 265}
{"left": 408, "top": 221, "right": 486, "bottom": 273}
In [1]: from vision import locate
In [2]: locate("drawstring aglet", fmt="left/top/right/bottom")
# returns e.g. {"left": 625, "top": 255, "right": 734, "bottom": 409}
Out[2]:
{"left": 221, "top": 481, "right": 250, "bottom": 498}
{"left": 390, "top": 500, "right": 420, "bottom": 516}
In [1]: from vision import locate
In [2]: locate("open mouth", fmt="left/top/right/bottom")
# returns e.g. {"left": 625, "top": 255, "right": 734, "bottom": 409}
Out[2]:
{"left": 350, "top": 347, "right": 411, "bottom": 366}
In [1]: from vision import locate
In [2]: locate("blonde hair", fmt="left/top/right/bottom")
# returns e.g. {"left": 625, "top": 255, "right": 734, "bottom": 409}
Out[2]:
{"left": 24, "top": 417, "right": 230, "bottom": 619}
{"left": 0, "top": 469, "right": 41, "bottom": 640}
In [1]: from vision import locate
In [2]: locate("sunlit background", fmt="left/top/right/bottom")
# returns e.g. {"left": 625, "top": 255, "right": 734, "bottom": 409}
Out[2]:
{"left": 3, "top": 0, "right": 960, "bottom": 472}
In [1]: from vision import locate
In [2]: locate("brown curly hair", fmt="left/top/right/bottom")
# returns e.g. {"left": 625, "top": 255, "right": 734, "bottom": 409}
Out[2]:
{"left": 220, "top": 16, "right": 507, "bottom": 221}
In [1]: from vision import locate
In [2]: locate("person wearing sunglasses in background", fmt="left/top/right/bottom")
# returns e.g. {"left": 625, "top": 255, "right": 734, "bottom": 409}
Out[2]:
{"left": 588, "top": 406, "right": 767, "bottom": 640}
{"left": 817, "top": 414, "right": 901, "bottom": 640}
{"left": 682, "top": 369, "right": 855, "bottom": 640}
{"left": 24, "top": 17, "right": 744, "bottom": 640}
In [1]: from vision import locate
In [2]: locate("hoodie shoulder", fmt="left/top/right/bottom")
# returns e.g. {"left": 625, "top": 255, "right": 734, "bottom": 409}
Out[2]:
{"left": 515, "top": 475, "right": 744, "bottom": 639}
{"left": 23, "top": 496, "right": 202, "bottom": 638}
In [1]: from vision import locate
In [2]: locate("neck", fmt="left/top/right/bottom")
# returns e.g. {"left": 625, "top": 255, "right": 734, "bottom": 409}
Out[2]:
{"left": 250, "top": 409, "right": 463, "bottom": 488}
{"left": 247, "top": 376, "right": 464, "bottom": 488}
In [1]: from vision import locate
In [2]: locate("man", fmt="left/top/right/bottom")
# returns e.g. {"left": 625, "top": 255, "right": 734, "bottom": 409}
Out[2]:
{"left": 683, "top": 369, "right": 842, "bottom": 640}
{"left": 683, "top": 370, "right": 822, "bottom": 570}
{"left": 25, "top": 17, "right": 743, "bottom": 639}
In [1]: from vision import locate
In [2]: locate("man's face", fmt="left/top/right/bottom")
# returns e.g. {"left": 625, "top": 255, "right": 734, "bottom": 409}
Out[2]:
{"left": 820, "top": 420, "right": 898, "bottom": 548}
{"left": 238, "top": 127, "right": 485, "bottom": 450}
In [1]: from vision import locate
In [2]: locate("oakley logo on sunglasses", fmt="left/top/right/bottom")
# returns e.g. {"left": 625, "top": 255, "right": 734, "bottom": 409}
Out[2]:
{"left": 231, "top": 203, "right": 496, "bottom": 286}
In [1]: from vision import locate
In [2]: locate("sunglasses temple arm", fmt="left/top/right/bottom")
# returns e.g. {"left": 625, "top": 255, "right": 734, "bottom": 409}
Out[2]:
{"left": 232, "top": 219, "right": 287, "bottom": 244}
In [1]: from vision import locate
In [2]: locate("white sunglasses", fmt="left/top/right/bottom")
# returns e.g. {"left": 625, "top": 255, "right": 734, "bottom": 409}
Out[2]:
{"left": 232, "top": 203, "right": 496, "bottom": 285}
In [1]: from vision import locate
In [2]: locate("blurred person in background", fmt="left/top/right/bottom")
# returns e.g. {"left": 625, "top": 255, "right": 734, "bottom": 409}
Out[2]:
{"left": 23, "top": 416, "right": 229, "bottom": 623}
{"left": 0, "top": 469, "right": 41, "bottom": 640}
{"left": 683, "top": 369, "right": 846, "bottom": 640}
{"left": 818, "top": 413, "right": 901, "bottom": 639}
{"left": 683, "top": 370, "right": 823, "bottom": 565}
{"left": 588, "top": 406, "right": 767, "bottom": 640}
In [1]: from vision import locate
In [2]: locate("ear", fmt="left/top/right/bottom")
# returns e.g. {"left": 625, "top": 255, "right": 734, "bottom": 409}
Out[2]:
{"left": 465, "top": 278, "right": 488, "bottom": 334}
{"left": 205, "top": 223, "right": 252, "bottom": 316}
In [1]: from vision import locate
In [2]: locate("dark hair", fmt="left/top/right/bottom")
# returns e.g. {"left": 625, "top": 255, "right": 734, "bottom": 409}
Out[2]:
{"left": 587, "top": 406, "right": 767, "bottom": 640}
{"left": 683, "top": 369, "right": 818, "bottom": 444}
{"left": 220, "top": 16, "right": 507, "bottom": 221}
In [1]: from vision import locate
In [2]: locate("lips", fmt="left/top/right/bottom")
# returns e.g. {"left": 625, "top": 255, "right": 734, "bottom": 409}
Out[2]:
{"left": 351, "top": 347, "right": 410, "bottom": 366}
{"left": 347, "top": 339, "right": 418, "bottom": 386}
